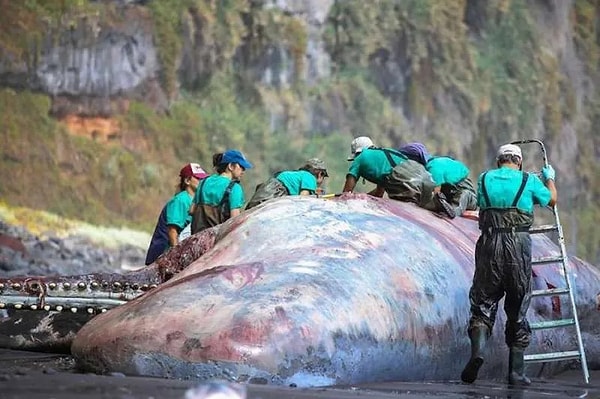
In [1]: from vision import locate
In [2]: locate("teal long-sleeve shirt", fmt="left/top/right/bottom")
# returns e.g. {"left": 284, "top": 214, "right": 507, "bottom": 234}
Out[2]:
{"left": 425, "top": 156, "right": 469, "bottom": 186}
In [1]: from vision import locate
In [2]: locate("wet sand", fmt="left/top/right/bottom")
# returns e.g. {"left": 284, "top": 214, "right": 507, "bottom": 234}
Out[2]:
{"left": 0, "top": 349, "right": 596, "bottom": 399}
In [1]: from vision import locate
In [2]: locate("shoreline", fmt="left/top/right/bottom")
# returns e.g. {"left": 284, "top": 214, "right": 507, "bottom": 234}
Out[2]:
{"left": 0, "top": 348, "right": 597, "bottom": 399}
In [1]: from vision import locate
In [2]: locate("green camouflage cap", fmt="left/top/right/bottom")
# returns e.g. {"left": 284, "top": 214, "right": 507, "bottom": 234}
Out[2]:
{"left": 304, "top": 158, "right": 328, "bottom": 177}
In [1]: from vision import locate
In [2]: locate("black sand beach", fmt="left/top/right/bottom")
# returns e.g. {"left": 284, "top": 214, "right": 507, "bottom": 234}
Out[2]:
{"left": 0, "top": 348, "right": 596, "bottom": 399}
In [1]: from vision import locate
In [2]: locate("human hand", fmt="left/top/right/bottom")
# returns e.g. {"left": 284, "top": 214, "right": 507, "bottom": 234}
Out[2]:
{"left": 542, "top": 165, "right": 555, "bottom": 181}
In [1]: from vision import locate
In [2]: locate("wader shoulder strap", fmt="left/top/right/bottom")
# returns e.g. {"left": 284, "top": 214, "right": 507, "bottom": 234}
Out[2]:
{"left": 196, "top": 178, "right": 208, "bottom": 204}
{"left": 377, "top": 148, "right": 406, "bottom": 168}
{"left": 219, "top": 180, "right": 237, "bottom": 208}
{"left": 218, "top": 180, "right": 238, "bottom": 220}
{"left": 480, "top": 172, "right": 491, "bottom": 207}
{"left": 511, "top": 173, "right": 529, "bottom": 207}
{"left": 191, "top": 178, "right": 209, "bottom": 235}
{"left": 480, "top": 171, "right": 528, "bottom": 208}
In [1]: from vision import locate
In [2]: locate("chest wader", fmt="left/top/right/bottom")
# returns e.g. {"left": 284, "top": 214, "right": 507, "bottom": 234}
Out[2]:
{"left": 461, "top": 172, "right": 534, "bottom": 385}
{"left": 191, "top": 180, "right": 237, "bottom": 235}
{"left": 245, "top": 173, "right": 289, "bottom": 210}
{"left": 378, "top": 148, "right": 435, "bottom": 206}
{"left": 440, "top": 177, "right": 478, "bottom": 217}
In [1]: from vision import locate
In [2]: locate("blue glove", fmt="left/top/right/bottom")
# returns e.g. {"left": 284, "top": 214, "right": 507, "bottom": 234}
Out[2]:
{"left": 542, "top": 165, "right": 555, "bottom": 181}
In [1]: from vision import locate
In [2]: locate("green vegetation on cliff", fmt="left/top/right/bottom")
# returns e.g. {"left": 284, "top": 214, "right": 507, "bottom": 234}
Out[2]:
{"left": 1, "top": 0, "right": 600, "bottom": 264}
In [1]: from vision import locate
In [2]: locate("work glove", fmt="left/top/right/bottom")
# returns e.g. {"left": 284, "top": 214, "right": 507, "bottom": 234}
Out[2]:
{"left": 542, "top": 164, "right": 555, "bottom": 181}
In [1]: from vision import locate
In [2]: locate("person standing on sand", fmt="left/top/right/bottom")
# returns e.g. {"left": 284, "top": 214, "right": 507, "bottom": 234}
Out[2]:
{"left": 144, "top": 163, "right": 208, "bottom": 265}
{"left": 461, "top": 143, "right": 557, "bottom": 386}
{"left": 190, "top": 150, "right": 252, "bottom": 234}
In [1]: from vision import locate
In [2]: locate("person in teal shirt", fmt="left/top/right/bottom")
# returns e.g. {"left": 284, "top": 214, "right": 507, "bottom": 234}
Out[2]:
{"left": 342, "top": 136, "right": 435, "bottom": 205}
{"left": 145, "top": 163, "right": 208, "bottom": 265}
{"left": 399, "top": 142, "right": 477, "bottom": 218}
{"left": 190, "top": 150, "right": 252, "bottom": 234}
{"left": 461, "top": 143, "right": 557, "bottom": 386}
{"left": 246, "top": 158, "right": 329, "bottom": 210}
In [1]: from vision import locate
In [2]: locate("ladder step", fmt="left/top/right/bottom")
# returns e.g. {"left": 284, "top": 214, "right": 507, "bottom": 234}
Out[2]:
{"left": 531, "top": 319, "right": 575, "bottom": 330}
{"left": 529, "top": 224, "right": 558, "bottom": 234}
{"left": 531, "top": 287, "right": 570, "bottom": 297}
{"left": 531, "top": 255, "right": 564, "bottom": 265}
{"left": 525, "top": 350, "right": 581, "bottom": 363}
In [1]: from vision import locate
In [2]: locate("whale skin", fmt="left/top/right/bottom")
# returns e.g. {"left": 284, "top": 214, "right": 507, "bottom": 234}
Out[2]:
{"left": 71, "top": 194, "right": 600, "bottom": 387}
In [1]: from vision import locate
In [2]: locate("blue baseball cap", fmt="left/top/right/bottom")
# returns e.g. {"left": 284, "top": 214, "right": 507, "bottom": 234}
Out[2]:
{"left": 221, "top": 150, "right": 253, "bottom": 169}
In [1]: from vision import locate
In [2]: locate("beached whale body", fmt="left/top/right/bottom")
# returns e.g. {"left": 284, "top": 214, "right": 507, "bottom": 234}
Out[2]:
{"left": 71, "top": 194, "right": 600, "bottom": 387}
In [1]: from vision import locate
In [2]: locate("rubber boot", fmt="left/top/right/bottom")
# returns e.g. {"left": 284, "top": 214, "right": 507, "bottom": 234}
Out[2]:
{"left": 508, "top": 347, "right": 531, "bottom": 386}
{"left": 461, "top": 326, "right": 488, "bottom": 383}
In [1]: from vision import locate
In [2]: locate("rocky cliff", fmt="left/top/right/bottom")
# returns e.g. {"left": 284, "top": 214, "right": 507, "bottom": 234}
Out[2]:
{"left": 0, "top": 0, "right": 599, "bottom": 263}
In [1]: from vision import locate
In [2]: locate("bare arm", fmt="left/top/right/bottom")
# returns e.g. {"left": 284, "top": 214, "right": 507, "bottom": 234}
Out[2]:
{"left": 300, "top": 189, "right": 311, "bottom": 196}
{"left": 230, "top": 208, "right": 241, "bottom": 219}
{"left": 343, "top": 175, "right": 357, "bottom": 193}
{"left": 167, "top": 225, "right": 179, "bottom": 247}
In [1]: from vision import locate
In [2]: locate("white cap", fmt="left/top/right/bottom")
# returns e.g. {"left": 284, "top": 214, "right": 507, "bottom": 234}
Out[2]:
{"left": 497, "top": 143, "right": 522, "bottom": 160}
{"left": 348, "top": 136, "right": 374, "bottom": 161}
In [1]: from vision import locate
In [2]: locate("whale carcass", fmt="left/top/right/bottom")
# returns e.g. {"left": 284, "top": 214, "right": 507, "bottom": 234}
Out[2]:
{"left": 68, "top": 194, "right": 600, "bottom": 387}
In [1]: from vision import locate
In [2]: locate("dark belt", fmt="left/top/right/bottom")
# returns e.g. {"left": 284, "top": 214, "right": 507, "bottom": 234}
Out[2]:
{"left": 483, "top": 227, "right": 530, "bottom": 234}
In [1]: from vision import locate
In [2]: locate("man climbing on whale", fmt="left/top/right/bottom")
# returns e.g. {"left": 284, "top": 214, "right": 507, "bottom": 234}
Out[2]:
{"left": 245, "top": 158, "right": 328, "bottom": 210}
{"left": 398, "top": 142, "right": 477, "bottom": 219}
{"left": 342, "top": 136, "right": 435, "bottom": 207}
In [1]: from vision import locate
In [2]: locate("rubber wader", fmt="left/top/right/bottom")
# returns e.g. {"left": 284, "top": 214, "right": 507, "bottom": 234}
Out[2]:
{"left": 508, "top": 347, "right": 531, "bottom": 386}
{"left": 461, "top": 326, "right": 489, "bottom": 383}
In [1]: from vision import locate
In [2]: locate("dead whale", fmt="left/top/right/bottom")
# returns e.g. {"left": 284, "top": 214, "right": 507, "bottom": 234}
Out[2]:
{"left": 0, "top": 226, "right": 220, "bottom": 352}
{"left": 69, "top": 194, "right": 600, "bottom": 387}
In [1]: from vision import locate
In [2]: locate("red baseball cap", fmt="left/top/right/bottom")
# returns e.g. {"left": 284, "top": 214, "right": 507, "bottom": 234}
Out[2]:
{"left": 180, "top": 163, "right": 208, "bottom": 179}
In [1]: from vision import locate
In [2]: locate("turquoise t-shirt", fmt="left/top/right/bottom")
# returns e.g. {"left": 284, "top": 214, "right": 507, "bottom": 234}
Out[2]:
{"left": 193, "top": 175, "right": 245, "bottom": 210}
{"left": 477, "top": 166, "right": 551, "bottom": 214}
{"left": 276, "top": 170, "right": 318, "bottom": 195}
{"left": 426, "top": 156, "right": 470, "bottom": 186}
{"left": 166, "top": 190, "right": 194, "bottom": 228}
{"left": 145, "top": 190, "right": 193, "bottom": 265}
{"left": 347, "top": 148, "right": 408, "bottom": 185}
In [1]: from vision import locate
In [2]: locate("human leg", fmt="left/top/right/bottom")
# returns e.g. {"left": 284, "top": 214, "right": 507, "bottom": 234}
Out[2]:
{"left": 444, "top": 179, "right": 477, "bottom": 217}
{"left": 461, "top": 238, "right": 504, "bottom": 383}
{"left": 503, "top": 234, "right": 533, "bottom": 385}
{"left": 461, "top": 320, "right": 490, "bottom": 383}
{"left": 433, "top": 191, "right": 456, "bottom": 218}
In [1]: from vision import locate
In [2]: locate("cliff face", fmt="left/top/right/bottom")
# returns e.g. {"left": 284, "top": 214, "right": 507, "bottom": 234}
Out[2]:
{"left": 0, "top": 0, "right": 599, "bottom": 263}
{"left": 0, "top": 3, "right": 165, "bottom": 117}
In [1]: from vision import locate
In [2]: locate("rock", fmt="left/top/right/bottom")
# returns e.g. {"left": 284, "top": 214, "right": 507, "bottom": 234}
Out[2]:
{"left": 43, "top": 367, "right": 58, "bottom": 375}
{"left": 0, "top": 220, "right": 144, "bottom": 277}
{"left": 0, "top": 233, "right": 26, "bottom": 255}
{"left": 0, "top": 5, "right": 167, "bottom": 117}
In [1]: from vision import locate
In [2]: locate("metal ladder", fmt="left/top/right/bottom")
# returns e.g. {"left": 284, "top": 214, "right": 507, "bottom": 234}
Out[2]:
{"left": 511, "top": 139, "right": 589, "bottom": 384}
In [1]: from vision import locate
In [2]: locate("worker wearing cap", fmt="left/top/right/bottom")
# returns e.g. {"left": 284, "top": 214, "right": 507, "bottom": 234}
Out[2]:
{"left": 399, "top": 142, "right": 477, "bottom": 219}
{"left": 246, "top": 158, "right": 328, "bottom": 210}
{"left": 461, "top": 143, "right": 557, "bottom": 386}
{"left": 190, "top": 150, "right": 253, "bottom": 234}
{"left": 145, "top": 163, "right": 209, "bottom": 265}
{"left": 342, "top": 136, "right": 435, "bottom": 205}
